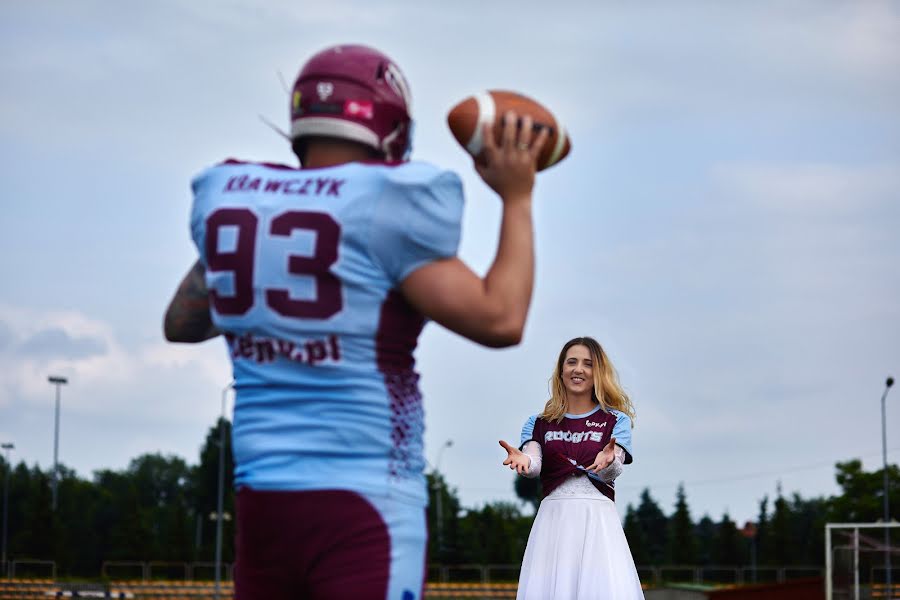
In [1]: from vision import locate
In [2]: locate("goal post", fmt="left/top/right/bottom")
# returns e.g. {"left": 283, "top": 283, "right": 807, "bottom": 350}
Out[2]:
{"left": 826, "top": 522, "right": 900, "bottom": 600}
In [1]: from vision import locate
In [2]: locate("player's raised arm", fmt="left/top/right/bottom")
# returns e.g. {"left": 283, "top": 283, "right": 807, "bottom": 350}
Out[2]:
{"left": 163, "top": 259, "right": 220, "bottom": 343}
{"left": 400, "top": 113, "right": 548, "bottom": 348}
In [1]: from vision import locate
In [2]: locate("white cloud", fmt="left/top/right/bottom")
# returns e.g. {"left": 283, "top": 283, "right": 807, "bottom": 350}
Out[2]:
{"left": 0, "top": 303, "right": 231, "bottom": 479}
{"left": 835, "top": 1, "right": 900, "bottom": 76}
{"left": 0, "top": 304, "right": 227, "bottom": 415}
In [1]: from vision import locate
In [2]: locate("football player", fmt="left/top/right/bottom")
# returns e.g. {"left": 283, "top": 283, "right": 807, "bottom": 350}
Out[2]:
{"left": 164, "top": 44, "right": 548, "bottom": 600}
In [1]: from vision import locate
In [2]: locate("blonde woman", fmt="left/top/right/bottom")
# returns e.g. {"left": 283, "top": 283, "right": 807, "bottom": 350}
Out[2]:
{"left": 500, "top": 336, "right": 644, "bottom": 599}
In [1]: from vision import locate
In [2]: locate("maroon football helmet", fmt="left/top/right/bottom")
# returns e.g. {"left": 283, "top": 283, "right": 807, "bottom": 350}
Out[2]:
{"left": 290, "top": 44, "right": 413, "bottom": 162}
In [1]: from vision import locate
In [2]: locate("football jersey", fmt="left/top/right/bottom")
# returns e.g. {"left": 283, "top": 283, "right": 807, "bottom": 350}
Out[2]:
{"left": 520, "top": 406, "right": 633, "bottom": 500}
{"left": 189, "top": 159, "right": 464, "bottom": 506}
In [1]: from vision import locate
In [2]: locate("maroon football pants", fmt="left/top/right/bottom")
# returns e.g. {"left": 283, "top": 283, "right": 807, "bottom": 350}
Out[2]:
{"left": 235, "top": 488, "right": 409, "bottom": 600}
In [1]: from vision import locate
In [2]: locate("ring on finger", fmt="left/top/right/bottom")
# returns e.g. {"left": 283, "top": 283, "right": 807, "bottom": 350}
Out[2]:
{"left": 517, "top": 143, "right": 529, "bottom": 151}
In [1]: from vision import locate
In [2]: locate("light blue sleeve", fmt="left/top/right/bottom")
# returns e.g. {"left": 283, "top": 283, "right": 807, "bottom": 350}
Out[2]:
{"left": 610, "top": 410, "right": 634, "bottom": 464}
{"left": 519, "top": 414, "right": 538, "bottom": 448}
{"left": 189, "top": 164, "right": 226, "bottom": 268}
{"left": 369, "top": 165, "right": 464, "bottom": 285}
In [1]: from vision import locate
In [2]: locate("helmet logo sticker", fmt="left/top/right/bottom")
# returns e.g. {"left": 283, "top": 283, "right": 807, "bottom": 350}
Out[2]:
{"left": 384, "top": 63, "right": 412, "bottom": 110}
{"left": 344, "top": 100, "right": 374, "bottom": 120}
{"left": 316, "top": 82, "right": 334, "bottom": 100}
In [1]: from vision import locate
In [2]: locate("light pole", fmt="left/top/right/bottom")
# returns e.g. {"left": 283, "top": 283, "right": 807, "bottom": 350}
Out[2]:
{"left": 882, "top": 376, "right": 894, "bottom": 598}
{"left": 740, "top": 521, "right": 757, "bottom": 583}
{"left": 432, "top": 439, "right": 453, "bottom": 557}
{"left": 215, "top": 381, "right": 234, "bottom": 600}
{"left": 47, "top": 376, "right": 68, "bottom": 511}
{"left": 2, "top": 442, "right": 14, "bottom": 575}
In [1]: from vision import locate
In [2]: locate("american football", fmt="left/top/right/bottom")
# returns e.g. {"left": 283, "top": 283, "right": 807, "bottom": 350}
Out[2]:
{"left": 447, "top": 90, "right": 572, "bottom": 171}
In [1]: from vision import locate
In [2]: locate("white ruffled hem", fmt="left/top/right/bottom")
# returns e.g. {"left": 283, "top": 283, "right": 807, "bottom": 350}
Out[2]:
{"left": 516, "top": 483, "right": 645, "bottom": 600}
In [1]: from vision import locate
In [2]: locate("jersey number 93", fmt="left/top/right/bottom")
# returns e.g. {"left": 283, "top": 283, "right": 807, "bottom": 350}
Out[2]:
{"left": 205, "top": 207, "right": 343, "bottom": 320}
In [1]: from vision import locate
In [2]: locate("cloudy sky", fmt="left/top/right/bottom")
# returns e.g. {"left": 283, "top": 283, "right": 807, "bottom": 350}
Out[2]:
{"left": 1, "top": 1, "right": 899, "bottom": 527}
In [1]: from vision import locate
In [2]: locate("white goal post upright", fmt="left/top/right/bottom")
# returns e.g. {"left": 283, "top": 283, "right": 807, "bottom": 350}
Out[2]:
{"left": 826, "top": 522, "right": 900, "bottom": 600}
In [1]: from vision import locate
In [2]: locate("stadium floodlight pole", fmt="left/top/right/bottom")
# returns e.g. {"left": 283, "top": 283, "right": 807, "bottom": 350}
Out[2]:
{"left": 740, "top": 521, "right": 758, "bottom": 584}
{"left": 433, "top": 439, "right": 453, "bottom": 556}
{"left": 2, "top": 442, "right": 14, "bottom": 574}
{"left": 883, "top": 376, "right": 895, "bottom": 598}
{"left": 215, "top": 380, "right": 234, "bottom": 600}
{"left": 47, "top": 375, "right": 68, "bottom": 511}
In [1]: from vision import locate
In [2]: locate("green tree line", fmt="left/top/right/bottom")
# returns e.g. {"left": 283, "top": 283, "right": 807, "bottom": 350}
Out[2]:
{"left": 430, "top": 460, "right": 900, "bottom": 568}
{"left": 2, "top": 419, "right": 235, "bottom": 578}
{"left": 1, "top": 418, "right": 897, "bottom": 578}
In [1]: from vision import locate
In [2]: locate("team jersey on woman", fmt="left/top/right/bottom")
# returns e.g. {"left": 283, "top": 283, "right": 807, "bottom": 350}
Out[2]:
{"left": 189, "top": 158, "right": 464, "bottom": 506}
{"left": 519, "top": 406, "right": 633, "bottom": 500}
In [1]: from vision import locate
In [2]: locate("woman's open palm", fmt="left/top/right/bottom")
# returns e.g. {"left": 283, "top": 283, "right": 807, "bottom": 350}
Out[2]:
{"left": 499, "top": 440, "right": 531, "bottom": 475}
{"left": 586, "top": 437, "right": 617, "bottom": 473}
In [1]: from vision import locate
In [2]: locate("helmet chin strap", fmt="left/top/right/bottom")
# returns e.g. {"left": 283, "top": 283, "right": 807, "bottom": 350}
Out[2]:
{"left": 381, "top": 127, "right": 400, "bottom": 161}
{"left": 402, "top": 120, "right": 415, "bottom": 160}
{"left": 381, "top": 121, "right": 413, "bottom": 161}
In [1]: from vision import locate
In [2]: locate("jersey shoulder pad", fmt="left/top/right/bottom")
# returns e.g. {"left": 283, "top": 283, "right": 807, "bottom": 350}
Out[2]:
{"left": 190, "top": 160, "right": 247, "bottom": 196}
{"left": 379, "top": 160, "right": 458, "bottom": 187}
{"left": 368, "top": 162, "right": 465, "bottom": 284}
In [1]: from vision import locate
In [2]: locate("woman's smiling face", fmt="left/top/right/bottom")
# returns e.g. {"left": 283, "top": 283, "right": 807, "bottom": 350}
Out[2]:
{"left": 562, "top": 344, "right": 593, "bottom": 397}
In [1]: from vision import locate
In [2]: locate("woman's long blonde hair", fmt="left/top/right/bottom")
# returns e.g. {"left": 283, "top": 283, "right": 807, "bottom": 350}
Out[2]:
{"left": 540, "top": 336, "right": 635, "bottom": 424}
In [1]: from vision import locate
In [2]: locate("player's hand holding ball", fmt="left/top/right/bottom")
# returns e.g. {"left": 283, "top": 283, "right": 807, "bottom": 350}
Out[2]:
{"left": 447, "top": 89, "right": 572, "bottom": 203}
{"left": 474, "top": 112, "right": 548, "bottom": 203}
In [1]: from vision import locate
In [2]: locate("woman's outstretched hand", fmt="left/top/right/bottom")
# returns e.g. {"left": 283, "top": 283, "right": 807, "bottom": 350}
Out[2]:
{"left": 499, "top": 440, "right": 531, "bottom": 475}
{"left": 586, "top": 437, "right": 618, "bottom": 473}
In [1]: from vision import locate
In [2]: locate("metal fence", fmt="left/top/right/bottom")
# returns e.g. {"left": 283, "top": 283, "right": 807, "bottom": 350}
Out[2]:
{"left": 425, "top": 563, "right": 823, "bottom": 585}
{"left": 5, "top": 559, "right": 821, "bottom": 585}
{"left": 100, "top": 560, "right": 234, "bottom": 581}
{"left": 5, "top": 559, "right": 56, "bottom": 580}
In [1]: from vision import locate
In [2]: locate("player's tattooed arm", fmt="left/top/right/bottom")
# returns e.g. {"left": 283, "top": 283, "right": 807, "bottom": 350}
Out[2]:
{"left": 163, "top": 259, "right": 220, "bottom": 343}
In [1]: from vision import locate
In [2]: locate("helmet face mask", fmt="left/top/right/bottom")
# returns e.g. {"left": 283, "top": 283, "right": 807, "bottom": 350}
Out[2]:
{"left": 290, "top": 44, "right": 413, "bottom": 163}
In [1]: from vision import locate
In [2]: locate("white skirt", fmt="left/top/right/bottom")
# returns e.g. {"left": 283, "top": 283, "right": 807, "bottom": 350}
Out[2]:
{"left": 516, "top": 478, "right": 645, "bottom": 600}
